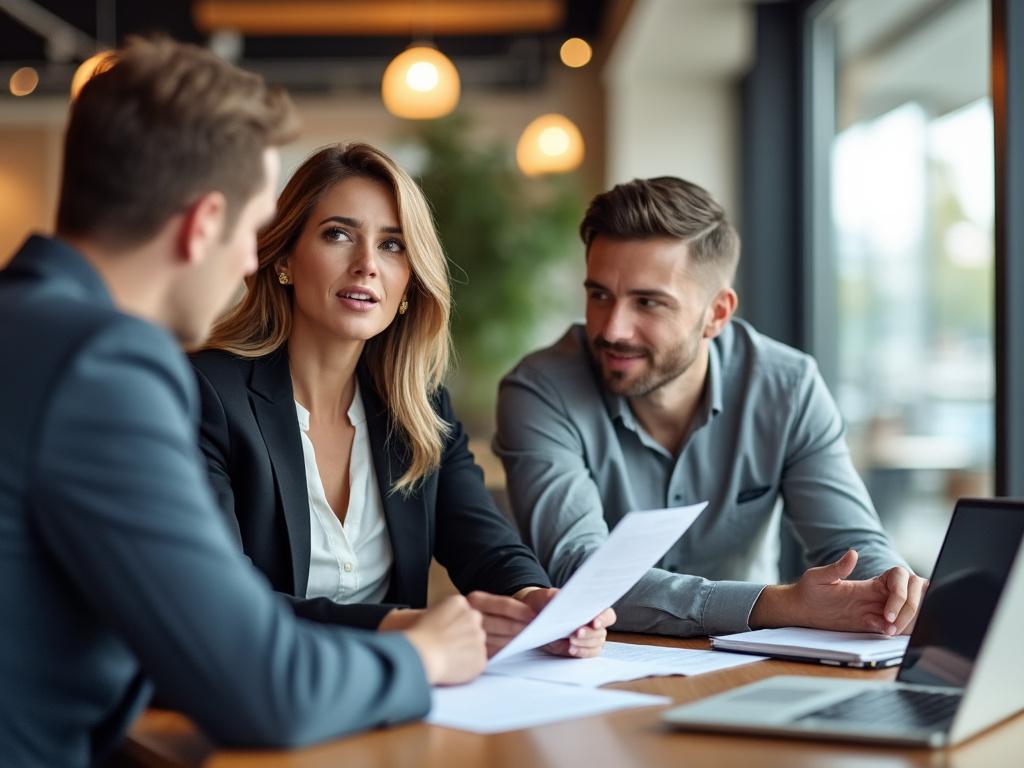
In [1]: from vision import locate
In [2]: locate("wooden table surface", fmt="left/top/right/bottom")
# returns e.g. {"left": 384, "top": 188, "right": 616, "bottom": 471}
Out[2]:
{"left": 123, "top": 633, "right": 1024, "bottom": 768}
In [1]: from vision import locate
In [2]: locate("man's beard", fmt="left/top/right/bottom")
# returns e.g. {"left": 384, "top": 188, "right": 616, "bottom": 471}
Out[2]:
{"left": 592, "top": 321, "right": 703, "bottom": 399}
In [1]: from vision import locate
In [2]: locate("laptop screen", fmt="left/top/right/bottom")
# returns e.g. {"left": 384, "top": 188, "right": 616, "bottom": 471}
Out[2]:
{"left": 897, "top": 498, "right": 1024, "bottom": 688}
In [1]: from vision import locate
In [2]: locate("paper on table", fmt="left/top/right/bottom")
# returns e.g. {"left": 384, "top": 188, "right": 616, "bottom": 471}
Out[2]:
{"left": 711, "top": 628, "right": 909, "bottom": 662}
{"left": 490, "top": 502, "right": 707, "bottom": 664}
{"left": 487, "top": 650, "right": 658, "bottom": 687}
{"left": 600, "top": 641, "right": 768, "bottom": 675}
{"left": 427, "top": 675, "right": 670, "bottom": 734}
{"left": 486, "top": 641, "right": 766, "bottom": 687}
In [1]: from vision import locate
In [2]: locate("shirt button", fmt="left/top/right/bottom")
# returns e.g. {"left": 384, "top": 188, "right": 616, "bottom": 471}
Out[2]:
{"left": 343, "top": 562, "right": 354, "bottom": 573}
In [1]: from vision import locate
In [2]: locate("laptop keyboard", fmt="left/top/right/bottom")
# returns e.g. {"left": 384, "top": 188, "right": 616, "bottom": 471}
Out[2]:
{"left": 797, "top": 688, "right": 962, "bottom": 730}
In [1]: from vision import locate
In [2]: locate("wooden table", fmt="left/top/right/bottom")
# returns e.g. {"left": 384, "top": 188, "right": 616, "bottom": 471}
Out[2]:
{"left": 123, "top": 633, "right": 1024, "bottom": 768}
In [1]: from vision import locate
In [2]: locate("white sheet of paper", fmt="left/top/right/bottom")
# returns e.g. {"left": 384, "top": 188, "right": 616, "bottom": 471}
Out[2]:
{"left": 427, "top": 675, "right": 670, "bottom": 733}
{"left": 491, "top": 502, "right": 707, "bottom": 663}
{"left": 487, "top": 650, "right": 659, "bottom": 687}
{"left": 600, "top": 641, "right": 768, "bottom": 675}
{"left": 486, "top": 641, "right": 766, "bottom": 687}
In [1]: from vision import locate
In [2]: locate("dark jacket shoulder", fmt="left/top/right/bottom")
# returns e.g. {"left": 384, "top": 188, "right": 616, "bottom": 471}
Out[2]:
{"left": 190, "top": 347, "right": 265, "bottom": 388}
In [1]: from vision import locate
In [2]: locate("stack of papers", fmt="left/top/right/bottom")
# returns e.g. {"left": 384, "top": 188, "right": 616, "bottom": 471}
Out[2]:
{"left": 429, "top": 643, "right": 766, "bottom": 734}
{"left": 711, "top": 627, "right": 910, "bottom": 667}
{"left": 428, "top": 503, "right": 721, "bottom": 734}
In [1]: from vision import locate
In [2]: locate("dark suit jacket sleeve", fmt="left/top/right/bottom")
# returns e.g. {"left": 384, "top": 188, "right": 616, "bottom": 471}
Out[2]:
{"left": 431, "top": 388, "right": 551, "bottom": 595}
{"left": 29, "top": 320, "right": 430, "bottom": 748}
{"left": 193, "top": 364, "right": 399, "bottom": 630}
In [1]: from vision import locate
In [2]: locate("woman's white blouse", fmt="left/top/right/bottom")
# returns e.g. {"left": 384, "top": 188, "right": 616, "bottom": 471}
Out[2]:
{"left": 295, "top": 381, "right": 392, "bottom": 603}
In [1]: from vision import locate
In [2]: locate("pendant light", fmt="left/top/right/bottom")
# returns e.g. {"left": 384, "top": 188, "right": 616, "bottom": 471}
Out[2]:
{"left": 516, "top": 113, "right": 585, "bottom": 176}
{"left": 381, "top": 44, "right": 460, "bottom": 120}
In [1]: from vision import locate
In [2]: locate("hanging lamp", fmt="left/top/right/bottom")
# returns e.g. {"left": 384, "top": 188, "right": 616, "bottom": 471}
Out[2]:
{"left": 516, "top": 113, "right": 585, "bottom": 176}
{"left": 381, "top": 44, "right": 460, "bottom": 120}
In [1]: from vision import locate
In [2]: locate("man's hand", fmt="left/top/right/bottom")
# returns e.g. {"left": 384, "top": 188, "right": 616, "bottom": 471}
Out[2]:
{"left": 517, "top": 587, "right": 616, "bottom": 659}
{"left": 750, "top": 549, "right": 926, "bottom": 635}
{"left": 402, "top": 595, "right": 487, "bottom": 686}
{"left": 874, "top": 565, "right": 929, "bottom": 635}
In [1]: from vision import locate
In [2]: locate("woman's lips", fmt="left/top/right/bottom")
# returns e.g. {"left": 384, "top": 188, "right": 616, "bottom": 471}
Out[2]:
{"left": 336, "top": 293, "right": 378, "bottom": 313}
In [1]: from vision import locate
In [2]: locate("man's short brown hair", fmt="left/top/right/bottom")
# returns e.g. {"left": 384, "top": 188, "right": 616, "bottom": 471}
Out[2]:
{"left": 57, "top": 36, "right": 300, "bottom": 246}
{"left": 579, "top": 177, "right": 741, "bottom": 283}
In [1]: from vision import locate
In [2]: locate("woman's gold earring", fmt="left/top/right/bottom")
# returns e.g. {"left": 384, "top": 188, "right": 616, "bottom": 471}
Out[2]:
{"left": 398, "top": 297, "right": 409, "bottom": 315}
{"left": 277, "top": 272, "right": 291, "bottom": 285}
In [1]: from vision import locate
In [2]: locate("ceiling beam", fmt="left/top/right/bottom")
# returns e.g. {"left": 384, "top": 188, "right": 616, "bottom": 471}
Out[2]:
{"left": 0, "top": 0, "right": 98, "bottom": 61}
{"left": 193, "top": 0, "right": 565, "bottom": 37}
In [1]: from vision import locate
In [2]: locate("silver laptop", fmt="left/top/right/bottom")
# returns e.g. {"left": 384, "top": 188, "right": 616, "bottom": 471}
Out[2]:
{"left": 663, "top": 498, "right": 1024, "bottom": 748}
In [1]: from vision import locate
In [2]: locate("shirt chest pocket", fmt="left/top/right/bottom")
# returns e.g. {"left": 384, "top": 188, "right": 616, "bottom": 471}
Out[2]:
{"left": 724, "top": 484, "right": 779, "bottom": 535}
{"left": 736, "top": 485, "right": 772, "bottom": 504}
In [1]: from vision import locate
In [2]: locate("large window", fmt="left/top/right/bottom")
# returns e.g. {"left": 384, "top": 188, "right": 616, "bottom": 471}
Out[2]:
{"left": 808, "top": 0, "right": 993, "bottom": 574}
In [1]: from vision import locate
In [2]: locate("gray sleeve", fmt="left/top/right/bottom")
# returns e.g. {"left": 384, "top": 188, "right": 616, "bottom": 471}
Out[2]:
{"left": 28, "top": 322, "right": 431, "bottom": 748}
{"left": 781, "top": 360, "right": 910, "bottom": 578}
{"left": 494, "top": 364, "right": 765, "bottom": 637}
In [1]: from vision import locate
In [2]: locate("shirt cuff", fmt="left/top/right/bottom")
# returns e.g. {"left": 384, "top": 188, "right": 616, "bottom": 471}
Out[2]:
{"left": 700, "top": 580, "right": 768, "bottom": 635}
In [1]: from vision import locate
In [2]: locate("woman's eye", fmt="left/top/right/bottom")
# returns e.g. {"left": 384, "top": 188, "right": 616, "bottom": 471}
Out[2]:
{"left": 322, "top": 227, "right": 351, "bottom": 243}
{"left": 380, "top": 238, "right": 406, "bottom": 253}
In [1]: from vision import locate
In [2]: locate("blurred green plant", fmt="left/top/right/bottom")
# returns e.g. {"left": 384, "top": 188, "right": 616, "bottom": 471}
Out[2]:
{"left": 413, "top": 115, "right": 585, "bottom": 432}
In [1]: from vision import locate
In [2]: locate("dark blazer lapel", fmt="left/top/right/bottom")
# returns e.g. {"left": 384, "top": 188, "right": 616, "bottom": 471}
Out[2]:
{"left": 248, "top": 348, "right": 312, "bottom": 597}
{"left": 358, "top": 367, "right": 430, "bottom": 608}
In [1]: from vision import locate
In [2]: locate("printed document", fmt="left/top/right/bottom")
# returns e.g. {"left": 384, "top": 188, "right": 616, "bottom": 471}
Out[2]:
{"left": 491, "top": 502, "right": 707, "bottom": 663}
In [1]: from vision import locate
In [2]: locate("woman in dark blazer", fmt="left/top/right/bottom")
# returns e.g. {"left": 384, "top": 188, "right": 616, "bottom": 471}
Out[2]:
{"left": 193, "top": 143, "right": 613, "bottom": 657}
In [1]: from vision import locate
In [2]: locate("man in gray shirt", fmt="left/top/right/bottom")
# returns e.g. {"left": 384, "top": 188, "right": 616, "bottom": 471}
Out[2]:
{"left": 495, "top": 176, "right": 927, "bottom": 638}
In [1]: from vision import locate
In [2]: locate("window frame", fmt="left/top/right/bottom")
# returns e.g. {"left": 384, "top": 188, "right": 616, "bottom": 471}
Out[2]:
{"left": 797, "top": 0, "right": 1017, "bottom": 495}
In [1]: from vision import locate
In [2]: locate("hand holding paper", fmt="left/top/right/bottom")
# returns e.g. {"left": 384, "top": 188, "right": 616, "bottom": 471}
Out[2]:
{"left": 525, "top": 587, "right": 617, "bottom": 658}
{"left": 490, "top": 502, "right": 707, "bottom": 664}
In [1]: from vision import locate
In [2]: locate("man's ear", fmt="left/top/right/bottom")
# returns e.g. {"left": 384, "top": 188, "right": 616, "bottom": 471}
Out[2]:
{"left": 703, "top": 287, "right": 738, "bottom": 339}
{"left": 177, "top": 191, "right": 227, "bottom": 265}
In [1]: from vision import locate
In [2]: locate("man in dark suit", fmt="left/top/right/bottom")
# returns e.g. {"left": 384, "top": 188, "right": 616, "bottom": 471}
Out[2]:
{"left": 0, "top": 37, "right": 486, "bottom": 767}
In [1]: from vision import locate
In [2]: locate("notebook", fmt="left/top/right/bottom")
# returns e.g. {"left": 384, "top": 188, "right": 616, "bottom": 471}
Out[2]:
{"left": 711, "top": 627, "right": 909, "bottom": 668}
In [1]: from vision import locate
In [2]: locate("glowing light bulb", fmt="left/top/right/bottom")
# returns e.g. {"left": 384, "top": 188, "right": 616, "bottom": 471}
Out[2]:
{"left": 539, "top": 126, "right": 570, "bottom": 156}
{"left": 406, "top": 61, "right": 439, "bottom": 92}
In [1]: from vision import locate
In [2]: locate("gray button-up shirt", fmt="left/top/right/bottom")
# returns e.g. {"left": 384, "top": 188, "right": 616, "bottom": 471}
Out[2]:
{"left": 494, "top": 319, "right": 907, "bottom": 636}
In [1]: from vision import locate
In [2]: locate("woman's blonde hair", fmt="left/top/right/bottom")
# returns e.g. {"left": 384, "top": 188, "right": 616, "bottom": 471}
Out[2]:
{"left": 205, "top": 143, "right": 452, "bottom": 493}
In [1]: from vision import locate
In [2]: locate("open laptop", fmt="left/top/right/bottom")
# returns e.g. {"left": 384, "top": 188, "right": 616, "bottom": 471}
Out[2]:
{"left": 663, "top": 498, "right": 1024, "bottom": 748}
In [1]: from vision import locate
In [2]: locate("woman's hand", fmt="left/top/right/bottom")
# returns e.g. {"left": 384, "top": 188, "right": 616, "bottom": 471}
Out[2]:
{"left": 504, "top": 587, "right": 616, "bottom": 659}
{"left": 466, "top": 590, "right": 539, "bottom": 657}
